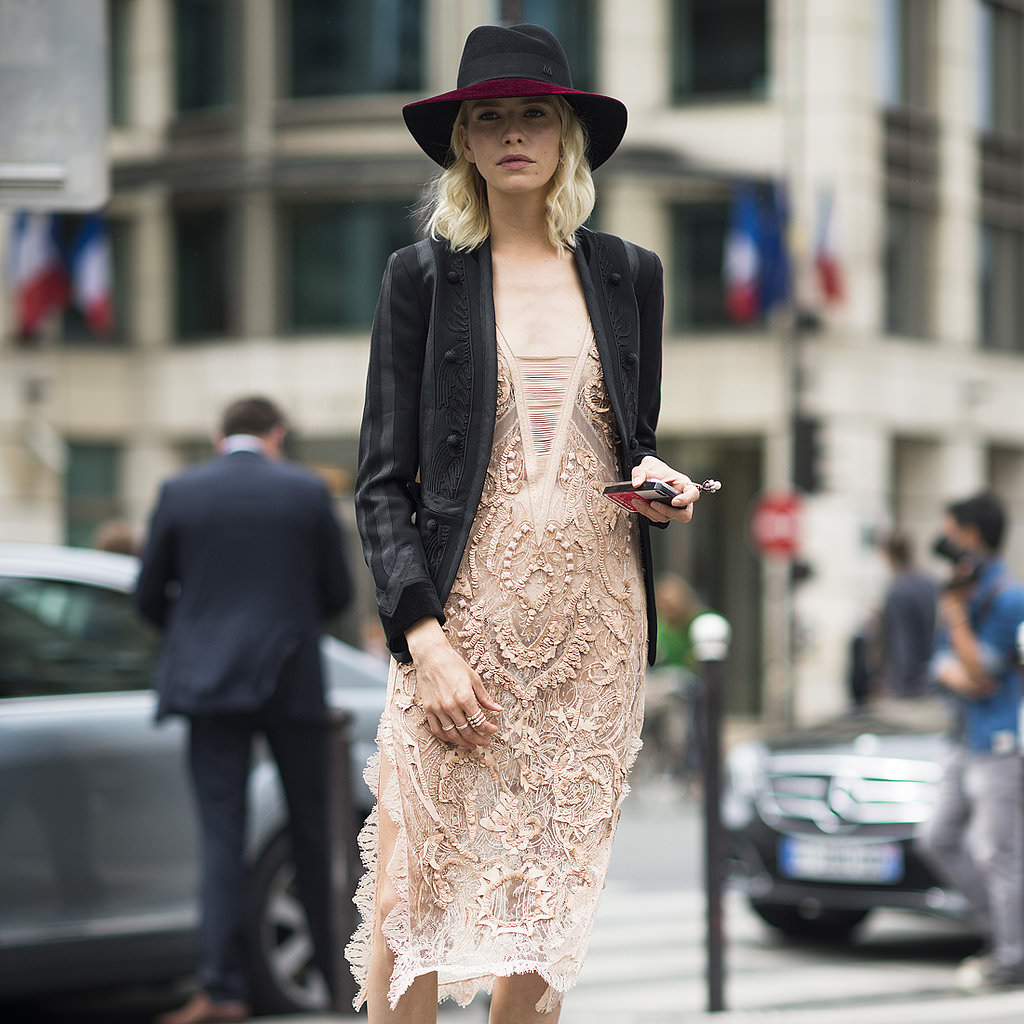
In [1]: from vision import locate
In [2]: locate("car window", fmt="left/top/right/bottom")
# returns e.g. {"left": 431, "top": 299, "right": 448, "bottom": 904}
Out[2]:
{"left": 0, "top": 576, "right": 159, "bottom": 698}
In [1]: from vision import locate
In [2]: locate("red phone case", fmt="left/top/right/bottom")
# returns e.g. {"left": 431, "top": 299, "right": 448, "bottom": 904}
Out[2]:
{"left": 602, "top": 482, "right": 674, "bottom": 513}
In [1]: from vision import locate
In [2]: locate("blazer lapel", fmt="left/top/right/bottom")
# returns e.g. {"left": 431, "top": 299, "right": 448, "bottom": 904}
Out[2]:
{"left": 467, "top": 239, "right": 498, "bottom": 437}
{"left": 574, "top": 236, "right": 630, "bottom": 456}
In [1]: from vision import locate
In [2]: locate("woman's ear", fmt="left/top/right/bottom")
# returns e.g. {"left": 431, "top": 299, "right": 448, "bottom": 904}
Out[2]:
{"left": 459, "top": 123, "right": 476, "bottom": 164}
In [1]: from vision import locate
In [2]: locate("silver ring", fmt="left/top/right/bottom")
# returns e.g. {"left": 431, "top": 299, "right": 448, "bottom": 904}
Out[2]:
{"left": 454, "top": 721, "right": 470, "bottom": 730}
{"left": 441, "top": 723, "right": 457, "bottom": 731}
{"left": 467, "top": 711, "right": 486, "bottom": 728}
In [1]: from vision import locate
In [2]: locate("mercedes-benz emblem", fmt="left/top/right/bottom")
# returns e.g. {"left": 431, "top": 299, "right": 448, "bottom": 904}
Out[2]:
{"left": 816, "top": 776, "right": 860, "bottom": 833}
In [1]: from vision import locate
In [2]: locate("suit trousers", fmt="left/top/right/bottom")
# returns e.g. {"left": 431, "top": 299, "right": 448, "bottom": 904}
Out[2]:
{"left": 916, "top": 747, "right": 1024, "bottom": 970}
{"left": 187, "top": 705, "right": 332, "bottom": 1003}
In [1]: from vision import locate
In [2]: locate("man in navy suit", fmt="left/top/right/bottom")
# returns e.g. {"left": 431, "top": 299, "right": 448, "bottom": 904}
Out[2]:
{"left": 136, "top": 396, "right": 352, "bottom": 1024}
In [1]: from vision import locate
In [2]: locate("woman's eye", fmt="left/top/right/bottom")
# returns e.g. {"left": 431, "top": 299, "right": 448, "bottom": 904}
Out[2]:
{"left": 525, "top": 108, "right": 547, "bottom": 118}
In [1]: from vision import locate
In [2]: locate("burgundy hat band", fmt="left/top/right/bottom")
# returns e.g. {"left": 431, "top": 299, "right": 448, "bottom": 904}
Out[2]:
{"left": 404, "top": 78, "right": 590, "bottom": 109}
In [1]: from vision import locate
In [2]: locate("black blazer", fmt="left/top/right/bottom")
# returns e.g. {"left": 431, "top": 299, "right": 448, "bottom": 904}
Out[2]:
{"left": 136, "top": 451, "right": 352, "bottom": 720}
{"left": 356, "top": 227, "right": 666, "bottom": 665}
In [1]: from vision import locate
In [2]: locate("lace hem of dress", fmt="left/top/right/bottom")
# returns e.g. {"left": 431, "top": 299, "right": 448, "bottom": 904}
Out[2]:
{"left": 346, "top": 737, "right": 600, "bottom": 1014}
{"left": 345, "top": 717, "right": 646, "bottom": 1014}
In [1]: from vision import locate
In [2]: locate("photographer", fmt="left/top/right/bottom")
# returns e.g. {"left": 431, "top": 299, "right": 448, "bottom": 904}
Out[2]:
{"left": 916, "top": 491, "right": 1024, "bottom": 991}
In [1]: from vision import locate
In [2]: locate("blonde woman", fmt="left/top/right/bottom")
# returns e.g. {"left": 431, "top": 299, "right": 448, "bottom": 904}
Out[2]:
{"left": 349, "top": 24, "right": 705, "bottom": 1024}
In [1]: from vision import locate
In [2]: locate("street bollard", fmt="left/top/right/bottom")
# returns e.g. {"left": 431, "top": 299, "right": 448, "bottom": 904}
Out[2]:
{"left": 326, "top": 706, "right": 360, "bottom": 1012}
{"left": 690, "top": 612, "right": 731, "bottom": 1014}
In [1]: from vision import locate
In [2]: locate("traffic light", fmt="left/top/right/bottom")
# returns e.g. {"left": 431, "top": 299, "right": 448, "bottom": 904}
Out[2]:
{"left": 792, "top": 414, "right": 823, "bottom": 494}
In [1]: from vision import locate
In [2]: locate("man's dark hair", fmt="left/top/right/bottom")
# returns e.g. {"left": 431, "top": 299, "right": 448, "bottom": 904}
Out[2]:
{"left": 221, "top": 396, "right": 286, "bottom": 438}
{"left": 947, "top": 491, "right": 1006, "bottom": 553}
{"left": 883, "top": 531, "right": 913, "bottom": 569}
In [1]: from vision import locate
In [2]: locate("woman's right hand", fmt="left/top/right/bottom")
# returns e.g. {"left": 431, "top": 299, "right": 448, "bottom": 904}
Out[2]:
{"left": 405, "top": 617, "right": 502, "bottom": 750}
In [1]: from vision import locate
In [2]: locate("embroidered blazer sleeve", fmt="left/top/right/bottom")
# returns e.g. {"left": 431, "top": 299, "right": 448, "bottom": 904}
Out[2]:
{"left": 355, "top": 246, "right": 443, "bottom": 659}
{"left": 630, "top": 245, "right": 664, "bottom": 470}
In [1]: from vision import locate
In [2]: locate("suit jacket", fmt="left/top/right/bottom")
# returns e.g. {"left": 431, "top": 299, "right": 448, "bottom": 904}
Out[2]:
{"left": 355, "top": 227, "right": 665, "bottom": 665}
{"left": 136, "top": 451, "right": 352, "bottom": 720}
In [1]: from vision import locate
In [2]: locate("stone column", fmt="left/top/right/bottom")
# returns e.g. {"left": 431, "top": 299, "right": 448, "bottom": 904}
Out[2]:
{"left": 934, "top": 0, "right": 980, "bottom": 350}
{"left": 933, "top": 0, "right": 978, "bottom": 350}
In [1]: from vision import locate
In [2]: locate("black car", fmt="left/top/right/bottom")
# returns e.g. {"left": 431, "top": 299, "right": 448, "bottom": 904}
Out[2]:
{"left": 723, "top": 700, "right": 972, "bottom": 940}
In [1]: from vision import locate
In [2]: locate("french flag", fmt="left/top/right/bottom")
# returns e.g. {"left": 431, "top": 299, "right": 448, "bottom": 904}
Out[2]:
{"left": 70, "top": 214, "right": 115, "bottom": 336}
{"left": 759, "top": 184, "right": 791, "bottom": 315}
{"left": 814, "top": 188, "right": 845, "bottom": 305}
{"left": 7, "top": 211, "right": 68, "bottom": 338}
{"left": 723, "top": 186, "right": 761, "bottom": 323}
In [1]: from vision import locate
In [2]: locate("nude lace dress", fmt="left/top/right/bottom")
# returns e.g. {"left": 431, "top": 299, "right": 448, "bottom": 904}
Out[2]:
{"left": 348, "top": 325, "right": 647, "bottom": 1012}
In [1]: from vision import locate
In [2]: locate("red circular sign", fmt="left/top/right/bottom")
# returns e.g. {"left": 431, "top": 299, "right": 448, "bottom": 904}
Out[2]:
{"left": 750, "top": 493, "right": 803, "bottom": 558}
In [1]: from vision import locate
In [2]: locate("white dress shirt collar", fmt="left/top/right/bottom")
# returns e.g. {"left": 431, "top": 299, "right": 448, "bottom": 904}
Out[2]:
{"left": 220, "top": 433, "right": 266, "bottom": 455}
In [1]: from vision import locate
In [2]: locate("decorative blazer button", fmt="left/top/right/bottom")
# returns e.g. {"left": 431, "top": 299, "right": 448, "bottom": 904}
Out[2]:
{"left": 629, "top": 436, "right": 639, "bottom": 449}
{"left": 625, "top": 351, "right": 639, "bottom": 366}
{"left": 444, "top": 347, "right": 458, "bottom": 363}
{"left": 609, "top": 272, "right": 622, "bottom": 286}
{"left": 447, "top": 432, "right": 462, "bottom": 449}
{"left": 446, "top": 269, "right": 460, "bottom": 283}
{"left": 426, "top": 518, "right": 438, "bottom": 532}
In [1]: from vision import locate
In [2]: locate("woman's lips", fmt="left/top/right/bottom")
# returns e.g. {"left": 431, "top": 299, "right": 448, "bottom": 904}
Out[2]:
{"left": 499, "top": 155, "right": 534, "bottom": 168}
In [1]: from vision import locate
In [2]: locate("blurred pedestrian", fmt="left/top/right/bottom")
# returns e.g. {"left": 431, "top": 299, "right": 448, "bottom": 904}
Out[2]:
{"left": 655, "top": 573, "right": 703, "bottom": 672}
{"left": 877, "top": 531, "right": 937, "bottom": 698}
{"left": 845, "top": 612, "right": 878, "bottom": 708}
{"left": 915, "top": 492, "right": 1024, "bottom": 991}
{"left": 91, "top": 517, "right": 139, "bottom": 556}
{"left": 649, "top": 574, "right": 706, "bottom": 786}
{"left": 136, "top": 396, "right": 352, "bottom": 1024}
{"left": 348, "top": 23, "right": 706, "bottom": 1023}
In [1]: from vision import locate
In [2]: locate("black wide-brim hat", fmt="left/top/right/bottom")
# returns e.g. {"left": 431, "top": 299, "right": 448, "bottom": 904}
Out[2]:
{"left": 403, "top": 24, "right": 627, "bottom": 170}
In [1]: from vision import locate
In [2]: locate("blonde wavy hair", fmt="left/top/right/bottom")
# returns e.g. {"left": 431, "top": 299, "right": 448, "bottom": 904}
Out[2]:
{"left": 423, "top": 96, "right": 596, "bottom": 253}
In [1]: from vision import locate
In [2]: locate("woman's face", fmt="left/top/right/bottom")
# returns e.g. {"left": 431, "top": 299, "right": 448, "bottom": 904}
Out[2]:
{"left": 460, "top": 96, "right": 562, "bottom": 199}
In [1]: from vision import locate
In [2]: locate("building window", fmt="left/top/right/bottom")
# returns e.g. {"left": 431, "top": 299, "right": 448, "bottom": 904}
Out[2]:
{"left": 287, "top": 0, "right": 424, "bottom": 98}
{"left": 282, "top": 200, "right": 415, "bottom": 331}
{"left": 177, "top": 440, "right": 215, "bottom": 468}
{"left": 979, "top": 223, "right": 1024, "bottom": 351}
{"left": 884, "top": 200, "right": 932, "bottom": 338}
{"left": 108, "top": 0, "right": 132, "bottom": 126}
{"left": 670, "top": 201, "right": 731, "bottom": 331}
{"left": 59, "top": 216, "right": 132, "bottom": 346}
{"left": 291, "top": 435, "right": 359, "bottom": 494}
{"left": 879, "top": 0, "right": 935, "bottom": 112}
{"left": 976, "top": 1, "right": 1024, "bottom": 137}
{"left": 671, "top": 0, "right": 767, "bottom": 102}
{"left": 65, "top": 443, "right": 122, "bottom": 549}
{"left": 516, "top": 0, "right": 595, "bottom": 92}
{"left": 174, "top": 207, "right": 233, "bottom": 340}
{"left": 175, "top": 0, "right": 233, "bottom": 112}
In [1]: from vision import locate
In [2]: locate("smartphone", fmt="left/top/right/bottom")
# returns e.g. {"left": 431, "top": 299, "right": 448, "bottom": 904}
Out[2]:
{"left": 602, "top": 479, "right": 681, "bottom": 513}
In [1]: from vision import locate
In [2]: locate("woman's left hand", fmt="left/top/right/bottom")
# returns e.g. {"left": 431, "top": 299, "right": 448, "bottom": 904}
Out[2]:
{"left": 630, "top": 456, "right": 702, "bottom": 524}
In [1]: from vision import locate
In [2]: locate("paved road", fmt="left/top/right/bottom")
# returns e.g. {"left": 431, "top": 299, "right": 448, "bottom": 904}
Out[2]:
{"left": 427, "top": 779, "right": 1024, "bottom": 1024}
{"left": 10, "top": 778, "right": 1024, "bottom": 1023}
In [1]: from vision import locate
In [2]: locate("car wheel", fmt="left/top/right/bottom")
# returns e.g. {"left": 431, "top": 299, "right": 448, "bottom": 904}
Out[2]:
{"left": 751, "top": 901, "right": 869, "bottom": 941}
{"left": 246, "top": 832, "right": 331, "bottom": 1015}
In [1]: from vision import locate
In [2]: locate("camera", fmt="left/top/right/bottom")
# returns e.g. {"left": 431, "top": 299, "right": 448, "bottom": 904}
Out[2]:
{"left": 932, "top": 535, "right": 986, "bottom": 589}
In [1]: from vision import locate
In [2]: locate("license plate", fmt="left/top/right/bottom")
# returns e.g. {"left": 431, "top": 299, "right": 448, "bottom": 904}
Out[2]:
{"left": 778, "top": 837, "right": 904, "bottom": 884}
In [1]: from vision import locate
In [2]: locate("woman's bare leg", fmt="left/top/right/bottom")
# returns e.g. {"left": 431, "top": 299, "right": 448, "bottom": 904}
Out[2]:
{"left": 366, "top": 927, "right": 438, "bottom": 1024}
{"left": 489, "top": 974, "right": 562, "bottom": 1024}
{"left": 365, "top": 754, "right": 439, "bottom": 1024}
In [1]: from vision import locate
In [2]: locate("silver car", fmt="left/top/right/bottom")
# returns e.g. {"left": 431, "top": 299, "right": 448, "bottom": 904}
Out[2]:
{"left": 0, "top": 543, "right": 386, "bottom": 1013}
